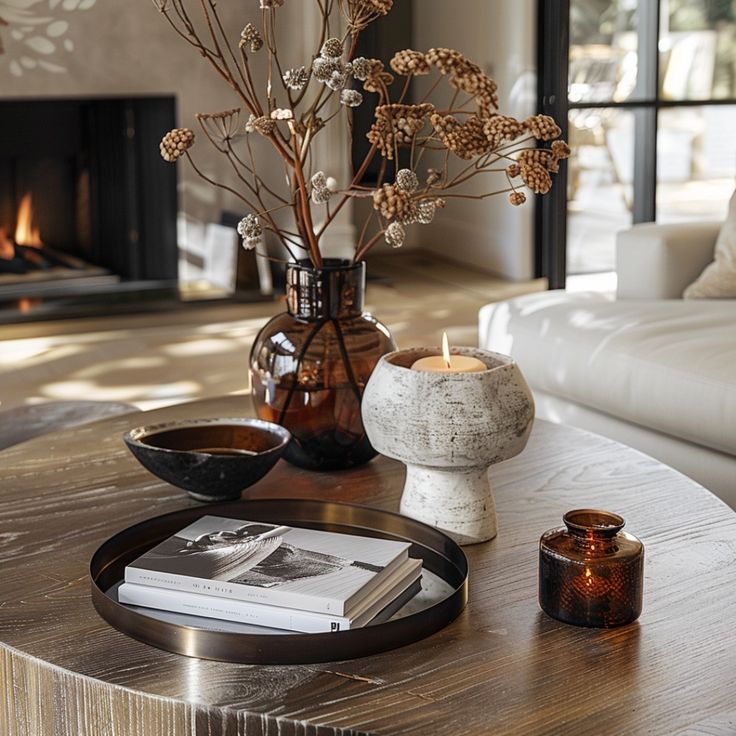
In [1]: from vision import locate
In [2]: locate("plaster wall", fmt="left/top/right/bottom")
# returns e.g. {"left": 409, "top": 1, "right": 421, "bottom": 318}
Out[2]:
{"left": 0, "top": 2, "right": 352, "bottom": 260}
{"left": 0, "top": 1, "right": 536, "bottom": 275}
{"left": 411, "top": 0, "right": 538, "bottom": 280}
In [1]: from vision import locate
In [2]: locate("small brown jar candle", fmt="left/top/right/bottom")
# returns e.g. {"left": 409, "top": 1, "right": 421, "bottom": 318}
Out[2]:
{"left": 539, "top": 509, "right": 644, "bottom": 628}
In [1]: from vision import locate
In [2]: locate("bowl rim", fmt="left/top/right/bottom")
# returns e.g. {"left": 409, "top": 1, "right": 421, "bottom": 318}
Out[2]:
{"left": 379, "top": 346, "right": 516, "bottom": 375}
{"left": 123, "top": 417, "right": 292, "bottom": 459}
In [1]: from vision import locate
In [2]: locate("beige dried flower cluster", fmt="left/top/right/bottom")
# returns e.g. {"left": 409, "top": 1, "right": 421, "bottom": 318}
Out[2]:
{"left": 371, "top": 169, "right": 446, "bottom": 248}
{"left": 367, "top": 103, "right": 434, "bottom": 160}
{"left": 429, "top": 112, "right": 564, "bottom": 161}
{"left": 425, "top": 48, "right": 499, "bottom": 114}
{"left": 390, "top": 49, "right": 431, "bottom": 76}
{"left": 339, "top": 0, "right": 394, "bottom": 32}
{"left": 154, "top": 1, "right": 567, "bottom": 266}
{"left": 353, "top": 57, "right": 394, "bottom": 93}
{"left": 159, "top": 128, "right": 195, "bottom": 162}
{"left": 431, "top": 114, "right": 492, "bottom": 160}
{"left": 511, "top": 139, "right": 571, "bottom": 195}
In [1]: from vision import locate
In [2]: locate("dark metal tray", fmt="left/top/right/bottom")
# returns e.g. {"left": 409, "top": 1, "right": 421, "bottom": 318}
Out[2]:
{"left": 90, "top": 499, "right": 468, "bottom": 664}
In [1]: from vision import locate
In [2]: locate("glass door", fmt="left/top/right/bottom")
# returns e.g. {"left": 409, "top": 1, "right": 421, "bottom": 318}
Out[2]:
{"left": 538, "top": 0, "right": 736, "bottom": 286}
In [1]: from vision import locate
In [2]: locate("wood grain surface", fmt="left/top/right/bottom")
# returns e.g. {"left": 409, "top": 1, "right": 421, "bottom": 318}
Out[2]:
{"left": 1, "top": 395, "right": 735, "bottom": 736}
{"left": 0, "top": 400, "right": 136, "bottom": 450}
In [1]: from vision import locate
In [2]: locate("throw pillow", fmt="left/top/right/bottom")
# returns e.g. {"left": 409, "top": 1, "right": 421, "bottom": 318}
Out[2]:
{"left": 684, "top": 189, "right": 736, "bottom": 299}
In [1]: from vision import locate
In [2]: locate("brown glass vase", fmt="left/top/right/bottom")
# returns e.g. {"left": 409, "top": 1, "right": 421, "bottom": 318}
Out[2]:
{"left": 250, "top": 259, "right": 396, "bottom": 471}
{"left": 539, "top": 509, "right": 644, "bottom": 628}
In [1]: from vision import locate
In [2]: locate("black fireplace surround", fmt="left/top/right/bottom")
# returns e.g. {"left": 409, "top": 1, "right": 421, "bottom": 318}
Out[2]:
{"left": 0, "top": 96, "right": 178, "bottom": 321}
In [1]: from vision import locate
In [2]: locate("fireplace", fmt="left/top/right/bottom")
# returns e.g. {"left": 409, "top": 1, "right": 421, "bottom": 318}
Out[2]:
{"left": 0, "top": 97, "right": 178, "bottom": 321}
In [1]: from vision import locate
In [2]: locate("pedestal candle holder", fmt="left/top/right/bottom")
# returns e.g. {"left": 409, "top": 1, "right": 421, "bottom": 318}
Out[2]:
{"left": 361, "top": 347, "right": 535, "bottom": 545}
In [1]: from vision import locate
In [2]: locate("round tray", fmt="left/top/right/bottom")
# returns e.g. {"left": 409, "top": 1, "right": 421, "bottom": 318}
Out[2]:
{"left": 90, "top": 499, "right": 468, "bottom": 664}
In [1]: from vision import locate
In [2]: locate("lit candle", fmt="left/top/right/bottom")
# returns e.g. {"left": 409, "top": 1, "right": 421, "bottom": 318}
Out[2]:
{"left": 410, "top": 333, "right": 487, "bottom": 373}
{"left": 572, "top": 567, "right": 610, "bottom": 599}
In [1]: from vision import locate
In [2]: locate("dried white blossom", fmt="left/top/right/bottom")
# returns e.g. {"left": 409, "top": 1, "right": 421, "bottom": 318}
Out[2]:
{"left": 330, "top": 74, "right": 349, "bottom": 91}
{"left": 312, "top": 187, "right": 332, "bottom": 205}
{"left": 311, "top": 171, "right": 328, "bottom": 190}
{"left": 340, "top": 89, "right": 363, "bottom": 107}
{"left": 416, "top": 200, "right": 437, "bottom": 224}
{"left": 245, "top": 114, "right": 257, "bottom": 133}
{"left": 312, "top": 58, "right": 339, "bottom": 82}
{"left": 385, "top": 221, "right": 406, "bottom": 248}
{"left": 283, "top": 66, "right": 309, "bottom": 91}
{"left": 352, "top": 57, "right": 373, "bottom": 81}
{"left": 396, "top": 168, "right": 419, "bottom": 193}
{"left": 237, "top": 214, "right": 262, "bottom": 249}
{"left": 312, "top": 57, "right": 352, "bottom": 91}
{"left": 311, "top": 171, "right": 337, "bottom": 204}
{"left": 321, "top": 37, "right": 344, "bottom": 59}
{"left": 239, "top": 23, "right": 263, "bottom": 52}
{"left": 251, "top": 116, "right": 276, "bottom": 136}
{"left": 270, "top": 108, "right": 294, "bottom": 120}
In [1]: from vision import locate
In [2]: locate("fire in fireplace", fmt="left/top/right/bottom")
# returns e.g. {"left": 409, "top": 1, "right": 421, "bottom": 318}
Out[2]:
{"left": 0, "top": 96, "right": 178, "bottom": 320}
{"left": 0, "top": 193, "right": 106, "bottom": 277}
{"left": 15, "top": 193, "right": 41, "bottom": 246}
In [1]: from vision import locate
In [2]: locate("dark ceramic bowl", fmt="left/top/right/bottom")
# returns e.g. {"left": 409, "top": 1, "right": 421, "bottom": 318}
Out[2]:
{"left": 123, "top": 418, "right": 291, "bottom": 502}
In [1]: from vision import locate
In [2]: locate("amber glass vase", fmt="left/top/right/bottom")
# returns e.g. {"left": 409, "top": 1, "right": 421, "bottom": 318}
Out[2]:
{"left": 250, "top": 259, "right": 396, "bottom": 471}
{"left": 539, "top": 509, "right": 644, "bottom": 628}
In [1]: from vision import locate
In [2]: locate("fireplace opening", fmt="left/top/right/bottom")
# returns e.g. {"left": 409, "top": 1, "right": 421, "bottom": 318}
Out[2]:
{"left": 0, "top": 97, "right": 178, "bottom": 321}
{"left": 0, "top": 192, "right": 107, "bottom": 279}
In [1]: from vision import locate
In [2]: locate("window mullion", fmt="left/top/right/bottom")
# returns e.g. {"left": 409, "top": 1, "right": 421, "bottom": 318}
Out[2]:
{"left": 632, "top": 107, "right": 657, "bottom": 223}
{"left": 536, "top": 0, "right": 570, "bottom": 288}
{"left": 632, "top": 0, "right": 660, "bottom": 223}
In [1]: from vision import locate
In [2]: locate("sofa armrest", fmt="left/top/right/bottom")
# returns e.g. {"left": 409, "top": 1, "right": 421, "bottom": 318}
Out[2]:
{"left": 616, "top": 221, "right": 720, "bottom": 299}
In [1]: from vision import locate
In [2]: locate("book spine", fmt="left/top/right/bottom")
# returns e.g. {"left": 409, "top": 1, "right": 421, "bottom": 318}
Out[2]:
{"left": 124, "top": 567, "right": 339, "bottom": 613}
{"left": 118, "top": 583, "right": 352, "bottom": 633}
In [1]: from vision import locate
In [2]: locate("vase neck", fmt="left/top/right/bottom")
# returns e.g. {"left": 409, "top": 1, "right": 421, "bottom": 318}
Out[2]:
{"left": 563, "top": 509, "right": 625, "bottom": 552}
{"left": 286, "top": 259, "right": 365, "bottom": 321}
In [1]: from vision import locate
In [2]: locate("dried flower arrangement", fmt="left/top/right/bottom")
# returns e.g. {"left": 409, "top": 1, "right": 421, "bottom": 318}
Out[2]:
{"left": 154, "top": 0, "right": 569, "bottom": 268}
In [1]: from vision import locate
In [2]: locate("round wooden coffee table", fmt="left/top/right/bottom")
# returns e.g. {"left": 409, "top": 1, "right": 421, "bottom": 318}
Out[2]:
{"left": 1, "top": 396, "right": 735, "bottom": 735}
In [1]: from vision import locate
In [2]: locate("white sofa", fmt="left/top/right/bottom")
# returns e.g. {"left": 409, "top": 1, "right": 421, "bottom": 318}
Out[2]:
{"left": 479, "top": 222, "right": 736, "bottom": 506}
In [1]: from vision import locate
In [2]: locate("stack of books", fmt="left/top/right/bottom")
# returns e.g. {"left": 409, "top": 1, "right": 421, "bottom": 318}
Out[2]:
{"left": 119, "top": 515, "right": 422, "bottom": 633}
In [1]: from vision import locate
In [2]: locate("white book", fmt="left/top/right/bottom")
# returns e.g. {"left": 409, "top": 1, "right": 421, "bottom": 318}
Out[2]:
{"left": 119, "top": 557, "right": 422, "bottom": 633}
{"left": 125, "top": 515, "right": 411, "bottom": 615}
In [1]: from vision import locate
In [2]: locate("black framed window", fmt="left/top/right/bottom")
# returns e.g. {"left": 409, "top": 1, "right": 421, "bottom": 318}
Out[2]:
{"left": 538, "top": 0, "right": 736, "bottom": 287}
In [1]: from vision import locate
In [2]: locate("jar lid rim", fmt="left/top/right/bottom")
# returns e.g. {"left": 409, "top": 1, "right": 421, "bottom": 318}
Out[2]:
{"left": 563, "top": 509, "right": 625, "bottom": 534}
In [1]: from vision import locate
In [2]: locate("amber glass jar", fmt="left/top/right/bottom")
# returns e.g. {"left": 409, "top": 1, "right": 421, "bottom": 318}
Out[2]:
{"left": 539, "top": 509, "right": 644, "bottom": 628}
{"left": 250, "top": 259, "right": 396, "bottom": 471}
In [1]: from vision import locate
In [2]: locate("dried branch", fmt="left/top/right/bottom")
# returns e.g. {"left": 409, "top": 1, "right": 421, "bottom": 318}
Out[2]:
{"left": 154, "top": 4, "right": 567, "bottom": 266}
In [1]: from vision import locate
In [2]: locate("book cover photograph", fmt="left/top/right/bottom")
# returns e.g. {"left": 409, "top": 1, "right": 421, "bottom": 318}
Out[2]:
{"left": 126, "top": 516, "right": 410, "bottom": 613}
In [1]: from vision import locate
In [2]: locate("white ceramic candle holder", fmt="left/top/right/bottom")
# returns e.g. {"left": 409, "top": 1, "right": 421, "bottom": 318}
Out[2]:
{"left": 361, "top": 347, "right": 535, "bottom": 545}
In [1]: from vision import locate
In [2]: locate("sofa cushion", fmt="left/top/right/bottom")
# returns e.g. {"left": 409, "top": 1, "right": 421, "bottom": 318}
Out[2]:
{"left": 479, "top": 291, "right": 736, "bottom": 456}
{"left": 684, "top": 190, "right": 736, "bottom": 299}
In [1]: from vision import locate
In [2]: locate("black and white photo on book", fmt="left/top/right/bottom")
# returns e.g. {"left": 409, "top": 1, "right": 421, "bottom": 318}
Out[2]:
{"left": 125, "top": 516, "right": 412, "bottom": 615}
{"left": 117, "top": 557, "right": 422, "bottom": 634}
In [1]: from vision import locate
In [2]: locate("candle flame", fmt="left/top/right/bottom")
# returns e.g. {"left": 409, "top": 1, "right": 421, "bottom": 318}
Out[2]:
{"left": 442, "top": 331, "right": 451, "bottom": 369}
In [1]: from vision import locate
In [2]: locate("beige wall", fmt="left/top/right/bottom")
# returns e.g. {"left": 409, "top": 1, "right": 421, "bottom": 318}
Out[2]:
{"left": 412, "top": 0, "right": 537, "bottom": 280}
{"left": 0, "top": 1, "right": 536, "bottom": 274}
{"left": 0, "top": 2, "right": 321, "bottom": 242}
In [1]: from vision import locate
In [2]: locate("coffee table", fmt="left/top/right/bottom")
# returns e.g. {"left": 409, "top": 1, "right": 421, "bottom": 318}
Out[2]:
{"left": 1, "top": 396, "right": 735, "bottom": 735}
